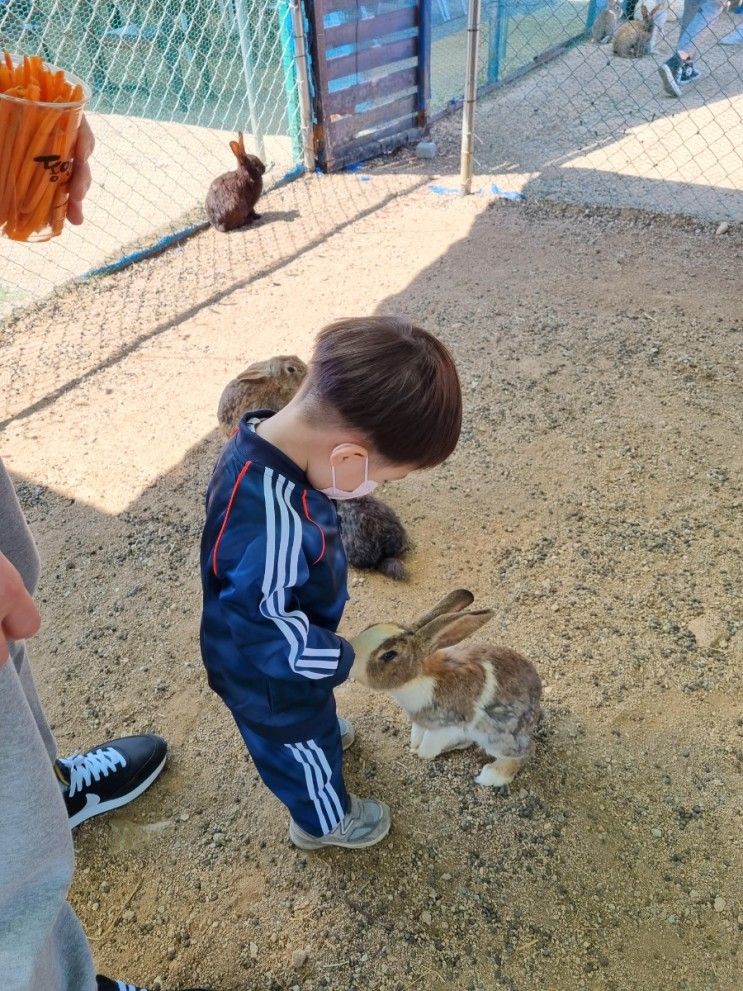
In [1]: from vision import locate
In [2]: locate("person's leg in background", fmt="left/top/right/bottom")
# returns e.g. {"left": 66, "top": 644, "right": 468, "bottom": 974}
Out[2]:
{"left": 660, "top": 0, "right": 726, "bottom": 95}
{"left": 678, "top": 0, "right": 726, "bottom": 56}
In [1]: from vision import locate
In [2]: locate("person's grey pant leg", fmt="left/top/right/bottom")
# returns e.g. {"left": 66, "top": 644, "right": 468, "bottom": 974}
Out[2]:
{"left": 678, "top": 0, "right": 725, "bottom": 57}
{"left": 0, "top": 463, "right": 57, "bottom": 759}
{"left": 0, "top": 459, "right": 96, "bottom": 991}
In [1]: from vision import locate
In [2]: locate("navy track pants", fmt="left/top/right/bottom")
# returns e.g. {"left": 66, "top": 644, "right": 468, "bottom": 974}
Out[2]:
{"left": 236, "top": 712, "right": 350, "bottom": 837}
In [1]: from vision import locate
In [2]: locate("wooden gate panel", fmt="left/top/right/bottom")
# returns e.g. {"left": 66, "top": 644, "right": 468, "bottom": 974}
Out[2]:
{"left": 307, "top": 0, "right": 430, "bottom": 170}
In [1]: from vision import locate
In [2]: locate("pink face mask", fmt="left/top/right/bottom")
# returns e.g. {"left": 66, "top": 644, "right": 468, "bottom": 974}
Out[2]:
{"left": 320, "top": 454, "right": 378, "bottom": 501}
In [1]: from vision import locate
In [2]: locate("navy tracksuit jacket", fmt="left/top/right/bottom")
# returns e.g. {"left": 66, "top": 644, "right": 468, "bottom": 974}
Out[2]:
{"left": 200, "top": 412, "right": 353, "bottom": 835}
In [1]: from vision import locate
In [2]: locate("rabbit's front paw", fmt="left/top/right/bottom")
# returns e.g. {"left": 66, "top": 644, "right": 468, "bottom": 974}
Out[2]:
{"left": 416, "top": 727, "right": 467, "bottom": 760}
{"left": 410, "top": 722, "right": 425, "bottom": 753}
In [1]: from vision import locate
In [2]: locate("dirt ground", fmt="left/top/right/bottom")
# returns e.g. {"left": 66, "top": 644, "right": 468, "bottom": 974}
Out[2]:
{"left": 1, "top": 170, "right": 742, "bottom": 991}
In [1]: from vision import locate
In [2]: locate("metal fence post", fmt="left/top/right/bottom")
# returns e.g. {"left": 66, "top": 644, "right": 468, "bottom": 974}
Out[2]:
{"left": 278, "top": 0, "right": 303, "bottom": 163}
{"left": 289, "top": 0, "right": 316, "bottom": 171}
{"left": 235, "top": 0, "right": 267, "bottom": 160}
{"left": 460, "top": 0, "right": 482, "bottom": 194}
{"left": 418, "top": 0, "right": 432, "bottom": 128}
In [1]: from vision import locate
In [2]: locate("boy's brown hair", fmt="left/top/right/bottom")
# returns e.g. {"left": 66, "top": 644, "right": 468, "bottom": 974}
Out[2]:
{"left": 306, "top": 316, "right": 462, "bottom": 468}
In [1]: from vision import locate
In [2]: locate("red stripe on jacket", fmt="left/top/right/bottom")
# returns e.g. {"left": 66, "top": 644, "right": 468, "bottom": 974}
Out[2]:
{"left": 302, "top": 489, "right": 326, "bottom": 565}
{"left": 212, "top": 460, "right": 252, "bottom": 576}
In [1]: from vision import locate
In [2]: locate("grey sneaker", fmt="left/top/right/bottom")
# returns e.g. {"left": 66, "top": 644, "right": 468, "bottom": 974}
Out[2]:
{"left": 289, "top": 793, "right": 391, "bottom": 850}
{"left": 338, "top": 715, "right": 355, "bottom": 751}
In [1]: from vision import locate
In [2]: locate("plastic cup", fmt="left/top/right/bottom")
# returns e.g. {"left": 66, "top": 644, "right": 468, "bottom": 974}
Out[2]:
{"left": 0, "top": 56, "right": 89, "bottom": 242}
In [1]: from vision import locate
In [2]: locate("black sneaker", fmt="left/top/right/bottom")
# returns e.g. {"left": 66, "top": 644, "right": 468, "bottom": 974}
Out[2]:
{"left": 97, "top": 977, "right": 213, "bottom": 991}
{"left": 659, "top": 53, "right": 701, "bottom": 97}
{"left": 57, "top": 735, "right": 167, "bottom": 828}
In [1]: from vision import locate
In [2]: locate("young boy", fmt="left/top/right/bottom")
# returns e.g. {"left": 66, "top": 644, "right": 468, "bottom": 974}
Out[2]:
{"left": 200, "top": 317, "right": 462, "bottom": 850}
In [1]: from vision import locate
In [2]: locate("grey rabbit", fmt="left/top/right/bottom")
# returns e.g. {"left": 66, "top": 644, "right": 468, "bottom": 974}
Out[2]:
{"left": 217, "top": 355, "right": 412, "bottom": 580}
{"left": 217, "top": 355, "right": 308, "bottom": 436}
{"left": 613, "top": 4, "right": 664, "bottom": 57}
{"left": 592, "top": 0, "right": 621, "bottom": 43}
{"left": 206, "top": 131, "right": 265, "bottom": 233}
{"left": 335, "top": 495, "right": 410, "bottom": 581}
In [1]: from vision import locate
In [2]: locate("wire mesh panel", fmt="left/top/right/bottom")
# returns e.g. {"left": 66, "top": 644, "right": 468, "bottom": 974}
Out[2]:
{"left": 0, "top": 0, "right": 302, "bottom": 319}
{"left": 430, "top": 0, "right": 591, "bottom": 112}
{"left": 431, "top": 0, "right": 743, "bottom": 222}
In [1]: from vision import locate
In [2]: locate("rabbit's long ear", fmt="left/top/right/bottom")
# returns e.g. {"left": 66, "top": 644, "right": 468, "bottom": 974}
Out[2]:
{"left": 235, "top": 362, "right": 270, "bottom": 383}
{"left": 238, "top": 131, "right": 246, "bottom": 154}
{"left": 640, "top": 4, "right": 649, "bottom": 15}
{"left": 229, "top": 140, "right": 243, "bottom": 161}
{"left": 418, "top": 609, "right": 494, "bottom": 651}
{"left": 411, "top": 589, "right": 474, "bottom": 630}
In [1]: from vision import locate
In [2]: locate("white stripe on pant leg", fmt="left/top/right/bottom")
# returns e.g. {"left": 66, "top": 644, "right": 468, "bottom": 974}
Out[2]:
{"left": 295, "top": 742, "right": 339, "bottom": 830}
{"left": 286, "top": 744, "right": 330, "bottom": 834}
{"left": 307, "top": 739, "right": 346, "bottom": 821}
{"left": 297, "top": 741, "right": 342, "bottom": 829}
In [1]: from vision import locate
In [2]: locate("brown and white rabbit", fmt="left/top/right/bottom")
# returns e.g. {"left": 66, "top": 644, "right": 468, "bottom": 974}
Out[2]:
{"left": 205, "top": 131, "right": 265, "bottom": 233}
{"left": 217, "top": 357, "right": 412, "bottom": 580}
{"left": 613, "top": 4, "right": 664, "bottom": 57}
{"left": 351, "top": 589, "right": 542, "bottom": 787}
{"left": 217, "top": 355, "right": 308, "bottom": 435}
{"left": 592, "top": 0, "right": 622, "bottom": 43}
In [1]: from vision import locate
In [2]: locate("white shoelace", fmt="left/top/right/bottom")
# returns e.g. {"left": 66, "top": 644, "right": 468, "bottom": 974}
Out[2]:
{"left": 61, "top": 747, "right": 127, "bottom": 797}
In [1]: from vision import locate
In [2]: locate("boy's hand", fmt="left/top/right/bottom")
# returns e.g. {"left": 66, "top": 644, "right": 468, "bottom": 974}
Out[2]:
{"left": 0, "top": 552, "right": 41, "bottom": 665}
{"left": 67, "top": 115, "right": 94, "bottom": 226}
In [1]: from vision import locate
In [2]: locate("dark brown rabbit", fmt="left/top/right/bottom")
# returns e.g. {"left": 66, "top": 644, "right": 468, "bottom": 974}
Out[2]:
{"left": 206, "top": 132, "right": 265, "bottom": 233}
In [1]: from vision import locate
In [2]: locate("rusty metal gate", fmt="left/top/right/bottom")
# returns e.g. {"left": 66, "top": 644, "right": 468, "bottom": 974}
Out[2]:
{"left": 306, "top": 0, "right": 431, "bottom": 170}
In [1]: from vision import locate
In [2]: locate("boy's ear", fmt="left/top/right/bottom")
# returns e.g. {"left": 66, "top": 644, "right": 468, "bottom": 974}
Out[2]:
{"left": 329, "top": 443, "right": 368, "bottom": 467}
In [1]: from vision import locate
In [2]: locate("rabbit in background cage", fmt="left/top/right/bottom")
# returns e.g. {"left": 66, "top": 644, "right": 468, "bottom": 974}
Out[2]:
{"left": 205, "top": 132, "right": 265, "bottom": 233}
{"left": 592, "top": 0, "right": 623, "bottom": 42}
{"left": 613, "top": 3, "right": 666, "bottom": 57}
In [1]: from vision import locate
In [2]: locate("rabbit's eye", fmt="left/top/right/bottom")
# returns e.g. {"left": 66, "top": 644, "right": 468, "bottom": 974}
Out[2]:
{"left": 380, "top": 650, "right": 398, "bottom": 663}
{"left": 286, "top": 365, "right": 296, "bottom": 374}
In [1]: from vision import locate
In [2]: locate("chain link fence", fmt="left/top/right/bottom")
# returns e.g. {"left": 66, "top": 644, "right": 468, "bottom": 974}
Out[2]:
{"left": 0, "top": 0, "right": 302, "bottom": 318}
{"left": 430, "top": 0, "right": 743, "bottom": 221}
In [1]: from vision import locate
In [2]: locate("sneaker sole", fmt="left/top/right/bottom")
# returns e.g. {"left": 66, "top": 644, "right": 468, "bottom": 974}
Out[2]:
{"left": 69, "top": 754, "right": 167, "bottom": 829}
{"left": 289, "top": 812, "right": 391, "bottom": 851}
{"left": 659, "top": 64, "right": 682, "bottom": 98}
{"left": 341, "top": 724, "right": 355, "bottom": 751}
